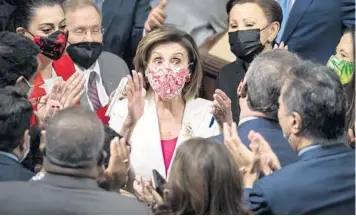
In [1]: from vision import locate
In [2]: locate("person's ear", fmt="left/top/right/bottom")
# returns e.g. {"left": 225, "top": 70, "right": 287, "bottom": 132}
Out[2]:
{"left": 21, "top": 129, "right": 30, "bottom": 152}
{"left": 237, "top": 79, "right": 247, "bottom": 98}
{"left": 290, "top": 112, "right": 302, "bottom": 135}
{"left": 268, "top": 21, "right": 280, "bottom": 43}
{"left": 16, "top": 27, "right": 26, "bottom": 36}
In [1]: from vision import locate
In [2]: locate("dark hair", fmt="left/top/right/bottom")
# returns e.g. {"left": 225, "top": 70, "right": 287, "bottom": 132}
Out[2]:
{"left": 245, "top": 50, "right": 302, "bottom": 119}
{"left": 0, "top": 31, "right": 39, "bottom": 87}
{"left": 282, "top": 61, "right": 346, "bottom": 143}
{"left": 6, "top": 0, "right": 63, "bottom": 32}
{"left": 344, "top": 27, "right": 355, "bottom": 134}
{"left": 155, "top": 138, "right": 249, "bottom": 215}
{"left": 45, "top": 107, "right": 105, "bottom": 169}
{"left": 0, "top": 86, "right": 33, "bottom": 152}
{"left": 226, "top": 0, "right": 283, "bottom": 26}
{"left": 102, "top": 125, "right": 121, "bottom": 168}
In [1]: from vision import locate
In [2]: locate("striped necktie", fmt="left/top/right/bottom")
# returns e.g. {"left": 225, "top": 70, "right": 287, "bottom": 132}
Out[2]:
{"left": 88, "top": 71, "right": 102, "bottom": 111}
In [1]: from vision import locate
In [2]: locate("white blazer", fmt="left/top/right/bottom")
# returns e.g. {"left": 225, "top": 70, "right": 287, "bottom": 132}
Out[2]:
{"left": 109, "top": 97, "right": 220, "bottom": 179}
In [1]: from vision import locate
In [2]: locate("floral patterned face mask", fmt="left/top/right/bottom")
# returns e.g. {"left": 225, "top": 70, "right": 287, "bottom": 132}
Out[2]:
{"left": 327, "top": 55, "right": 354, "bottom": 85}
{"left": 145, "top": 66, "right": 190, "bottom": 99}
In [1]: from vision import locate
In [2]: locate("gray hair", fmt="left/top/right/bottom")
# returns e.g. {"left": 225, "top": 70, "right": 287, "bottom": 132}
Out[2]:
{"left": 245, "top": 49, "right": 302, "bottom": 119}
{"left": 281, "top": 61, "right": 346, "bottom": 143}
{"left": 45, "top": 107, "right": 105, "bottom": 169}
{"left": 62, "top": 0, "right": 102, "bottom": 18}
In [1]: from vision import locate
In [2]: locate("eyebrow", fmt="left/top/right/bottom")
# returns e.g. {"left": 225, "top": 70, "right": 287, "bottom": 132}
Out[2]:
{"left": 243, "top": 18, "right": 257, "bottom": 22}
{"left": 38, "top": 18, "right": 66, "bottom": 27}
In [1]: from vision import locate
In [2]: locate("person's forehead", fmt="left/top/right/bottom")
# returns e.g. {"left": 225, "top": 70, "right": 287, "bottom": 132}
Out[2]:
{"left": 151, "top": 42, "right": 188, "bottom": 56}
{"left": 66, "top": 6, "right": 101, "bottom": 27}
{"left": 30, "top": 5, "right": 65, "bottom": 27}
{"left": 230, "top": 3, "right": 267, "bottom": 21}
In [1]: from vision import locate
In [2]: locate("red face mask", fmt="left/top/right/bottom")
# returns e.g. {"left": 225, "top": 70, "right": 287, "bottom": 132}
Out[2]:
{"left": 32, "top": 30, "right": 68, "bottom": 60}
{"left": 146, "top": 66, "right": 190, "bottom": 99}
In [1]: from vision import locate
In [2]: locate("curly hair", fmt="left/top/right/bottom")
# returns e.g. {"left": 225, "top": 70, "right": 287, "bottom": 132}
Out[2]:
{"left": 0, "top": 31, "right": 40, "bottom": 87}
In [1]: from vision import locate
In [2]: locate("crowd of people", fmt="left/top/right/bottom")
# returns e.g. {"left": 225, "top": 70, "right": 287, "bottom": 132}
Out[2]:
{"left": 0, "top": 0, "right": 355, "bottom": 214}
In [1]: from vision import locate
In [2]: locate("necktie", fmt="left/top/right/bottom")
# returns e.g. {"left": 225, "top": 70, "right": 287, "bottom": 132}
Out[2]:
{"left": 88, "top": 71, "right": 102, "bottom": 111}
{"left": 276, "top": 0, "right": 291, "bottom": 43}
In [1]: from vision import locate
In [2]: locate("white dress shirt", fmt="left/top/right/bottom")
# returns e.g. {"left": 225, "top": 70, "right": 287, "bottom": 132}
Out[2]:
{"left": 75, "top": 61, "right": 109, "bottom": 111}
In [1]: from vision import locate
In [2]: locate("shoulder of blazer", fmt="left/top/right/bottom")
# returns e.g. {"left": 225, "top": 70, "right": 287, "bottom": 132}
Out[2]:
{"left": 53, "top": 54, "right": 76, "bottom": 81}
{"left": 98, "top": 52, "right": 130, "bottom": 75}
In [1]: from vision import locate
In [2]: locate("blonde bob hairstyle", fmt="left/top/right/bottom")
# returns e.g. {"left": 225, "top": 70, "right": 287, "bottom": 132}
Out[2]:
{"left": 134, "top": 25, "right": 203, "bottom": 101}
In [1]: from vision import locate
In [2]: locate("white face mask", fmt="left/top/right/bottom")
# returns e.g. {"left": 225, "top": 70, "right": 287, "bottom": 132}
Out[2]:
{"left": 19, "top": 135, "right": 30, "bottom": 162}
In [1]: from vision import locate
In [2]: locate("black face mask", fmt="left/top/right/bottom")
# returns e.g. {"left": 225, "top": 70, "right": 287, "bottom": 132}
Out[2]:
{"left": 66, "top": 42, "right": 103, "bottom": 69}
{"left": 229, "top": 28, "right": 265, "bottom": 63}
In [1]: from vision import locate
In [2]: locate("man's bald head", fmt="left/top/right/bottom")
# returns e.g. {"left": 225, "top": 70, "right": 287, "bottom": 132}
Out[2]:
{"left": 45, "top": 107, "right": 104, "bottom": 169}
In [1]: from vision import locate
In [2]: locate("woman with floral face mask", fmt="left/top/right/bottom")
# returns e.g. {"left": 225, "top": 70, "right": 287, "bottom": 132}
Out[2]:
{"left": 327, "top": 27, "right": 355, "bottom": 147}
{"left": 109, "top": 26, "right": 220, "bottom": 182}
{"left": 6, "top": 0, "right": 85, "bottom": 106}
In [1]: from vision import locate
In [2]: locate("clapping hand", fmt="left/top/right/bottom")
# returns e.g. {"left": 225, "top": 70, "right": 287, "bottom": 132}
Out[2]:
{"left": 212, "top": 89, "right": 233, "bottom": 128}
{"left": 144, "top": 0, "right": 167, "bottom": 32}
{"left": 104, "top": 137, "right": 131, "bottom": 191}
{"left": 125, "top": 70, "right": 145, "bottom": 126}
{"left": 35, "top": 73, "right": 85, "bottom": 126}
{"left": 273, "top": 41, "right": 288, "bottom": 50}
{"left": 133, "top": 176, "right": 165, "bottom": 208}
{"left": 248, "top": 131, "right": 281, "bottom": 175}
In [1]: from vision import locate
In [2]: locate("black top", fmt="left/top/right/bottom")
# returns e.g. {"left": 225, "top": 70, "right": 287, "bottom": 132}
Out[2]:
{"left": 216, "top": 59, "right": 248, "bottom": 123}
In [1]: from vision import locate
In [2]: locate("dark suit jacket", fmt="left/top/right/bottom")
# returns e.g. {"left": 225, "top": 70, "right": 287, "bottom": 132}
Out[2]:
{"left": 0, "top": 153, "right": 33, "bottom": 181}
{"left": 0, "top": 173, "right": 150, "bottom": 214}
{"left": 216, "top": 118, "right": 298, "bottom": 167}
{"left": 245, "top": 143, "right": 355, "bottom": 214}
{"left": 102, "top": 0, "right": 150, "bottom": 69}
{"left": 216, "top": 59, "right": 247, "bottom": 123}
{"left": 281, "top": 0, "right": 355, "bottom": 64}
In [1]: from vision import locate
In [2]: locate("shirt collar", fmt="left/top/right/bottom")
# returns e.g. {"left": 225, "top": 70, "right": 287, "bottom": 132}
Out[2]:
{"left": 0, "top": 151, "right": 18, "bottom": 161}
{"left": 75, "top": 60, "right": 101, "bottom": 81}
{"left": 298, "top": 144, "right": 323, "bottom": 157}
{"left": 238, "top": 116, "right": 259, "bottom": 126}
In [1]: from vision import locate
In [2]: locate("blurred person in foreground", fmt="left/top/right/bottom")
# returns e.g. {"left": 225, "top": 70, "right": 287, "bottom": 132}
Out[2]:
{"left": 109, "top": 26, "right": 220, "bottom": 181}
{"left": 228, "top": 61, "right": 355, "bottom": 214}
{"left": 0, "top": 87, "right": 34, "bottom": 181}
{"left": 136, "top": 137, "right": 249, "bottom": 215}
{"left": 0, "top": 107, "right": 150, "bottom": 214}
{"left": 216, "top": 50, "right": 300, "bottom": 166}
{"left": 215, "top": 0, "right": 283, "bottom": 124}
{"left": 327, "top": 27, "right": 355, "bottom": 147}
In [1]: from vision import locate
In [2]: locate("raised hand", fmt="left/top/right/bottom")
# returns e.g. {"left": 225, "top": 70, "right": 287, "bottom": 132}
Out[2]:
{"left": 212, "top": 89, "right": 233, "bottom": 128}
{"left": 223, "top": 122, "right": 254, "bottom": 167}
{"left": 249, "top": 131, "right": 281, "bottom": 175}
{"left": 59, "top": 72, "right": 85, "bottom": 108}
{"left": 104, "top": 137, "right": 131, "bottom": 191}
{"left": 144, "top": 0, "right": 167, "bottom": 32}
{"left": 273, "top": 41, "right": 288, "bottom": 50}
{"left": 126, "top": 70, "right": 145, "bottom": 126}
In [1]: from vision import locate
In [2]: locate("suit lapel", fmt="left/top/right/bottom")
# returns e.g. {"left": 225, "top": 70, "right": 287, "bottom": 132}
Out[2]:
{"left": 98, "top": 56, "right": 111, "bottom": 96}
{"left": 282, "top": 0, "right": 313, "bottom": 42}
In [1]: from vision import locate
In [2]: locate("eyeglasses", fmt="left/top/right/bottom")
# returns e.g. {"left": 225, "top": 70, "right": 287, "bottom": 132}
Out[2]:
{"left": 70, "top": 28, "right": 104, "bottom": 37}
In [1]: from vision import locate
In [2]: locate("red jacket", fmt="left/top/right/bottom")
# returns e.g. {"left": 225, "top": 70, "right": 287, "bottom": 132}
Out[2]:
{"left": 30, "top": 54, "right": 109, "bottom": 125}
